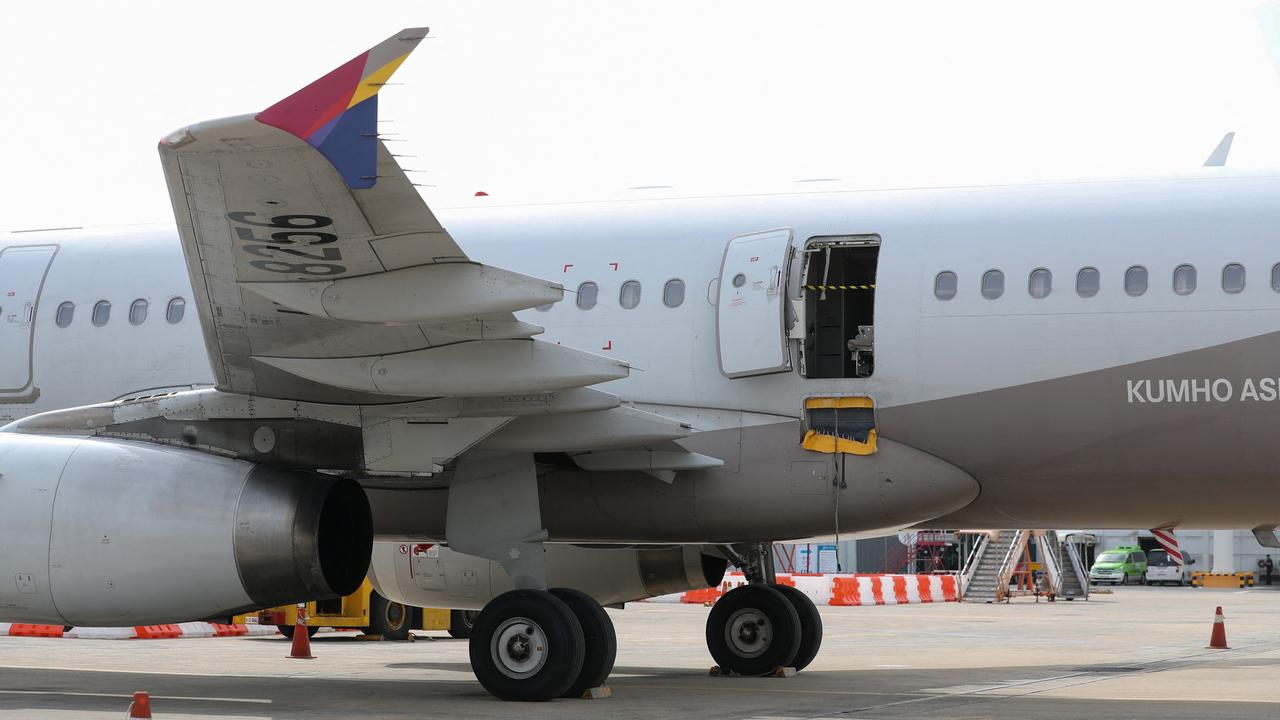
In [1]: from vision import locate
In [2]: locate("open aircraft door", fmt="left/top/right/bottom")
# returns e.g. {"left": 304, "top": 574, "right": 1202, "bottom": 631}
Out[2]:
{"left": 716, "top": 228, "right": 793, "bottom": 377}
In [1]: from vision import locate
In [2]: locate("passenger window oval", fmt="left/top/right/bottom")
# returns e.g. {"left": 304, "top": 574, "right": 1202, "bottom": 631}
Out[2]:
{"left": 1173, "top": 264, "right": 1197, "bottom": 295}
{"left": 981, "top": 270, "right": 1004, "bottom": 299}
{"left": 663, "top": 279, "right": 686, "bottom": 308}
{"left": 619, "top": 280, "right": 641, "bottom": 309}
{"left": 576, "top": 282, "right": 598, "bottom": 310}
{"left": 1272, "top": 263, "right": 1280, "bottom": 293}
{"left": 1076, "top": 267, "right": 1100, "bottom": 298}
{"left": 933, "top": 271, "right": 957, "bottom": 300}
{"left": 129, "top": 299, "right": 148, "bottom": 326}
{"left": 55, "top": 301, "right": 74, "bottom": 328}
{"left": 1125, "top": 266, "right": 1148, "bottom": 296}
{"left": 165, "top": 297, "right": 186, "bottom": 324}
{"left": 92, "top": 300, "right": 111, "bottom": 327}
{"left": 1028, "top": 268, "right": 1052, "bottom": 299}
{"left": 1222, "top": 263, "right": 1245, "bottom": 294}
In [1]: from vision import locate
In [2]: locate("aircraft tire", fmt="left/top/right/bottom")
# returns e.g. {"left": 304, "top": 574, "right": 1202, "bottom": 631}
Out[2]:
{"left": 549, "top": 588, "right": 617, "bottom": 697}
{"left": 468, "top": 589, "right": 585, "bottom": 701}
{"left": 367, "top": 591, "right": 414, "bottom": 641}
{"left": 706, "top": 585, "right": 801, "bottom": 676}
{"left": 771, "top": 584, "right": 823, "bottom": 671}
{"left": 449, "top": 609, "right": 480, "bottom": 639}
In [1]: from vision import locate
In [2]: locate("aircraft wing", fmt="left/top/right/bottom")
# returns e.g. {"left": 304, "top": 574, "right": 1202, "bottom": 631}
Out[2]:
{"left": 158, "top": 28, "right": 628, "bottom": 404}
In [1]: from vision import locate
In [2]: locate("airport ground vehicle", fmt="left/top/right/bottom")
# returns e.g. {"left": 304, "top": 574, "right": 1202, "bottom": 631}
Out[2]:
{"left": 1145, "top": 550, "right": 1195, "bottom": 585}
{"left": 236, "top": 579, "right": 473, "bottom": 641}
{"left": 1089, "top": 546, "right": 1149, "bottom": 585}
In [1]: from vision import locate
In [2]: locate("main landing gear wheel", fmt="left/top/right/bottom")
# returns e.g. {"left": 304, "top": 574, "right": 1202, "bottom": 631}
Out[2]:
{"left": 771, "top": 584, "right": 823, "bottom": 671}
{"left": 469, "top": 589, "right": 585, "bottom": 701}
{"left": 449, "top": 609, "right": 480, "bottom": 639}
{"left": 706, "top": 584, "right": 801, "bottom": 676}
{"left": 367, "top": 591, "right": 414, "bottom": 641}
{"left": 550, "top": 587, "right": 617, "bottom": 698}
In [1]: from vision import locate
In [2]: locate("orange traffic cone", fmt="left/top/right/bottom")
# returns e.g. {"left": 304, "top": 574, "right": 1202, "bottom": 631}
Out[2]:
{"left": 1206, "top": 606, "right": 1229, "bottom": 649}
{"left": 287, "top": 606, "right": 315, "bottom": 660}
{"left": 127, "top": 691, "right": 152, "bottom": 718}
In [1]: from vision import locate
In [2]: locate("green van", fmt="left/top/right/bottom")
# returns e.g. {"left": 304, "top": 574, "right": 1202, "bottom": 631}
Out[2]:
{"left": 1088, "top": 545, "right": 1148, "bottom": 585}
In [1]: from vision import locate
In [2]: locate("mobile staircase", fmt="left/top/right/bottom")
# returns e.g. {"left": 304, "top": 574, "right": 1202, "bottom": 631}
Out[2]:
{"left": 958, "top": 529, "right": 1089, "bottom": 603}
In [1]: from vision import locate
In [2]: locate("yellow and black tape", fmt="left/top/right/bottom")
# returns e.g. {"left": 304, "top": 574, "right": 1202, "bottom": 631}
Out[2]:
{"left": 804, "top": 284, "right": 876, "bottom": 291}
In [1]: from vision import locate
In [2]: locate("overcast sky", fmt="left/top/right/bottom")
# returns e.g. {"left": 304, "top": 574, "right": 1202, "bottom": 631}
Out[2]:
{"left": 4, "top": 1, "right": 1280, "bottom": 231}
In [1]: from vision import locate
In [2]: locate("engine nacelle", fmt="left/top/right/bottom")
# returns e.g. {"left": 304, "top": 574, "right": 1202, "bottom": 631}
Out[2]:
{"left": 369, "top": 541, "right": 727, "bottom": 610}
{"left": 0, "top": 434, "right": 371, "bottom": 626}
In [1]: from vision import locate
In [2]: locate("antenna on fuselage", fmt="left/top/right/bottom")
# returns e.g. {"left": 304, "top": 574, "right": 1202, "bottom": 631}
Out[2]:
{"left": 1203, "top": 131, "right": 1235, "bottom": 167}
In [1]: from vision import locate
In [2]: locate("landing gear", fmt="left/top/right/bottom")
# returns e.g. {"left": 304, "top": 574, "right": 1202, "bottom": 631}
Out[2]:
{"left": 706, "top": 585, "right": 802, "bottom": 675}
{"left": 550, "top": 587, "right": 617, "bottom": 698}
{"left": 772, "top": 584, "right": 823, "bottom": 671}
{"left": 469, "top": 589, "right": 586, "bottom": 702}
{"left": 704, "top": 542, "right": 824, "bottom": 675}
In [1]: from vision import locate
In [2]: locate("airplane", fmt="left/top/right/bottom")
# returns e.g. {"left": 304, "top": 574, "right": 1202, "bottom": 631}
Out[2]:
{"left": 2, "top": 26, "right": 1280, "bottom": 702}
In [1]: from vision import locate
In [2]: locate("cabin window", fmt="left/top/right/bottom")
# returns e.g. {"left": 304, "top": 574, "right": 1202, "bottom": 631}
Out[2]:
{"left": 981, "top": 270, "right": 1004, "bottom": 299}
{"left": 1028, "top": 268, "right": 1052, "bottom": 299}
{"left": 166, "top": 297, "right": 186, "bottom": 324}
{"left": 55, "top": 301, "right": 74, "bottom": 328}
{"left": 933, "top": 271, "right": 957, "bottom": 300}
{"left": 129, "top": 299, "right": 148, "bottom": 325}
{"left": 619, "top": 280, "right": 641, "bottom": 309}
{"left": 801, "top": 236, "right": 879, "bottom": 379}
{"left": 1173, "top": 264, "right": 1196, "bottom": 295}
{"left": 92, "top": 301, "right": 111, "bottom": 327}
{"left": 1125, "top": 266, "right": 1148, "bottom": 296}
{"left": 576, "top": 282, "right": 598, "bottom": 310}
{"left": 663, "top": 279, "right": 685, "bottom": 307}
{"left": 1272, "top": 263, "right": 1280, "bottom": 293}
{"left": 1076, "top": 267, "right": 1100, "bottom": 297}
{"left": 1222, "top": 264, "right": 1245, "bottom": 294}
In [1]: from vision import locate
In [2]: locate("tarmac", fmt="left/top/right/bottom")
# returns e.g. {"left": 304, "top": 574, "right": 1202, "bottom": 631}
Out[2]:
{"left": 1, "top": 584, "right": 1277, "bottom": 719}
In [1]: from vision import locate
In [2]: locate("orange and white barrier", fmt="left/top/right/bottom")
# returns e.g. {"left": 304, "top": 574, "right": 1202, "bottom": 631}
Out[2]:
{"left": 647, "top": 573, "right": 959, "bottom": 605}
{"left": 0, "top": 621, "right": 278, "bottom": 639}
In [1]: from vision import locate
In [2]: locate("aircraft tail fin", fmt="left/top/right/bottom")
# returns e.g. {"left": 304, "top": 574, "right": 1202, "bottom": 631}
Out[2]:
{"left": 256, "top": 27, "right": 429, "bottom": 188}
{"left": 1203, "top": 131, "right": 1235, "bottom": 167}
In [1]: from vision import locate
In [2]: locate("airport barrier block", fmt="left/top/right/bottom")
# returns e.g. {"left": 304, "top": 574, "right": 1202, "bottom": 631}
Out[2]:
{"left": 134, "top": 624, "right": 183, "bottom": 639}
{"left": 7, "top": 624, "right": 64, "bottom": 637}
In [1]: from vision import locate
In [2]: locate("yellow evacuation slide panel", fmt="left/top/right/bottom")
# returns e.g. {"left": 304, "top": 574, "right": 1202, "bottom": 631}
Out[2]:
{"left": 802, "top": 396, "right": 877, "bottom": 455}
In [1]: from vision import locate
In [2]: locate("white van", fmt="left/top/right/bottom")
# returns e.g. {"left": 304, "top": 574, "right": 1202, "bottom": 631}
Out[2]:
{"left": 1145, "top": 549, "right": 1194, "bottom": 585}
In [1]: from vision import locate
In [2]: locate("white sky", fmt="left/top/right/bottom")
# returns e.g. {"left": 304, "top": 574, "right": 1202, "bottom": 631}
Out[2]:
{"left": 4, "top": 1, "right": 1280, "bottom": 230}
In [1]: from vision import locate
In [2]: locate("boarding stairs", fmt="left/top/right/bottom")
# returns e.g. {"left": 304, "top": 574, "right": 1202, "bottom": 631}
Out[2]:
{"left": 960, "top": 529, "right": 1089, "bottom": 602}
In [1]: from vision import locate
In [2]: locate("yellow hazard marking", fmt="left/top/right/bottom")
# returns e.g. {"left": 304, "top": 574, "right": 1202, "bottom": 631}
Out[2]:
{"left": 804, "top": 284, "right": 876, "bottom": 291}
{"left": 801, "top": 428, "right": 877, "bottom": 455}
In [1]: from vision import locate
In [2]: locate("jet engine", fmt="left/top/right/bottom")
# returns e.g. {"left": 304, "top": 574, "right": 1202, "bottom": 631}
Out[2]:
{"left": 0, "top": 434, "right": 371, "bottom": 626}
{"left": 369, "top": 541, "right": 727, "bottom": 610}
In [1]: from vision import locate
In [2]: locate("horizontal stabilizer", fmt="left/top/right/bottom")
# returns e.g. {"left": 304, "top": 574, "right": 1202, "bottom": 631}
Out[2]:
{"left": 255, "top": 339, "right": 628, "bottom": 397}
{"left": 242, "top": 262, "right": 563, "bottom": 325}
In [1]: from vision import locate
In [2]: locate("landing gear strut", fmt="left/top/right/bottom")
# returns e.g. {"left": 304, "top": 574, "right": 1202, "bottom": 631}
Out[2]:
{"left": 706, "top": 542, "right": 824, "bottom": 674}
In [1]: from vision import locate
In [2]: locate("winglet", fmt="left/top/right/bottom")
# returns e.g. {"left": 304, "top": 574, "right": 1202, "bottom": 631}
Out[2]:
{"left": 1203, "top": 131, "right": 1235, "bottom": 167}
{"left": 257, "top": 27, "right": 429, "bottom": 189}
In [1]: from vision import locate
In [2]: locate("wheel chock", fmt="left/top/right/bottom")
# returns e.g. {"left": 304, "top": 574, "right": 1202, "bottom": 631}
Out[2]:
{"left": 580, "top": 686, "right": 613, "bottom": 699}
{"left": 709, "top": 666, "right": 798, "bottom": 678}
